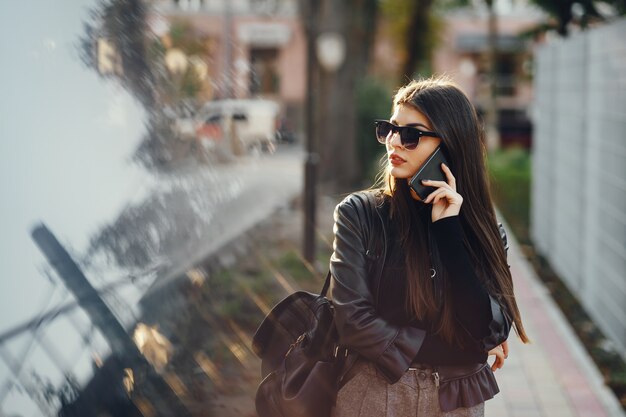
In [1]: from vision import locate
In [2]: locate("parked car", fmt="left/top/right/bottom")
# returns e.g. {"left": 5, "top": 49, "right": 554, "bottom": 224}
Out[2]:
{"left": 196, "top": 99, "right": 280, "bottom": 154}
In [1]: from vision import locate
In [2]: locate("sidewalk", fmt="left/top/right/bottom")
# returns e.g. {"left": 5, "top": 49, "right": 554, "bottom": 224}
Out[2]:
{"left": 486, "top": 219, "right": 625, "bottom": 417}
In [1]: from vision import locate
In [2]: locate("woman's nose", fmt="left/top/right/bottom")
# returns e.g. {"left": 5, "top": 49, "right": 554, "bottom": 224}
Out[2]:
{"left": 388, "top": 131, "right": 402, "bottom": 148}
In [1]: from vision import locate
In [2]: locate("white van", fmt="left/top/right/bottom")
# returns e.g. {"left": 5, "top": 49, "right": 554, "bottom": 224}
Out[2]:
{"left": 197, "top": 99, "right": 280, "bottom": 154}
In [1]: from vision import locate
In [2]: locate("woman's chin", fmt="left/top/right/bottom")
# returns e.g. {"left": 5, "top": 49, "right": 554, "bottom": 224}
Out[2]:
{"left": 389, "top": 166, "right": 413, "bottom": 179}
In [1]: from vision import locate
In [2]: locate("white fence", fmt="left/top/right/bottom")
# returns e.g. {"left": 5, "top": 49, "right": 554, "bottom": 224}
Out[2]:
{"left": 532, "top": 18, "right": 626, "bottom": 358}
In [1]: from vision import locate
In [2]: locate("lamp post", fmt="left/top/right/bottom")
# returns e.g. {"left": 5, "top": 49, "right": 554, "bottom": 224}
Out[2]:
{"left": 302, "top": 0, "right": 318, "bottom": 265}
{"left": 303, "top": 25, "right": 346, "bottom": 265}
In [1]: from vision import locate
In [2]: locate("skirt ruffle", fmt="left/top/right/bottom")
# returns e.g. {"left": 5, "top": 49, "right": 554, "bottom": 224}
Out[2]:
{"left": 438, "top": 363, "right": 499, "bottom": 412}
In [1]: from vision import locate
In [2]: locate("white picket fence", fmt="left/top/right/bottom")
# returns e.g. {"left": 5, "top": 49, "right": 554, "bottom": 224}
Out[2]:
{"left": 532, "top": 18, "right": 626, "bottom": 359}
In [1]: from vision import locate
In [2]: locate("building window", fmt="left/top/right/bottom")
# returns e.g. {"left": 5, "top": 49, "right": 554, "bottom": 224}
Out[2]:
{"left": 495, "top": 52, "right": 517, "bottom": 97}
{"left": 250, "top": 48, "right": 280, "bottom": 95}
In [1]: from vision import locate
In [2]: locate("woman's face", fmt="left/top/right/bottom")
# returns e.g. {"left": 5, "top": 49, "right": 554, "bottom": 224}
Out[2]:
{"left": 386, "top": 104, "right": 442, "bottom": 180}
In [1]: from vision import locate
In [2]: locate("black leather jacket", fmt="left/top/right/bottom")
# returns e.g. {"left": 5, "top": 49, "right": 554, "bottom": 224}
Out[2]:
{"left": 329, "top": 190, "right": 511, "bottom": 393}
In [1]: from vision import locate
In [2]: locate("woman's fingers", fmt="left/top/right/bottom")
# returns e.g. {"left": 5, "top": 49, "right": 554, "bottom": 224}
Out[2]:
{"left": 488, "top": 344, "right": 507, "bottom": 372}
{"left": 433, "top": 190, "right": 453, "bottom": 205}
{"left": 502, "top": 341, "right": 509, "bottom": 359}
{"left": 421, "top": 179, "right": 452, "bottom": 191}
{"left": 420, "top": 164, "right": 456, "bottom": 191}
{"left": 489, "top": 349, "right": 505, "bottom": 372}
{"left": 423, "top": 187, "right": 447, "bottom": 204}
{"left": 441, "top": 163, "right": 456, "bottom": 190}
{"left": 424, "top": 186, "right": 463, "bottom": 207}
{"left": 421, "top": 165, "right": 462, "bottom": 220}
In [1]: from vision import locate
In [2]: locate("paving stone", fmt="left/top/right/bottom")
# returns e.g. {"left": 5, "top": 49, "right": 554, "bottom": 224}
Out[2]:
{"left": 492, "top": 217, "right": 626, "bottom": 417}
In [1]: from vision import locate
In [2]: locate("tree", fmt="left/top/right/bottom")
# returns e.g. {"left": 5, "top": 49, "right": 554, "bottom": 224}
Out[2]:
{"left": 529, "top": 0, "right": 626, "bottom": 36}
{"left": 312, "top": 0, "right": 380, "bottom": 190}
{"left": 381, "top": 0, "right": 441, "bottom": 79}
{"left": 80, "top": 0, "right": 158, "bottom": 109}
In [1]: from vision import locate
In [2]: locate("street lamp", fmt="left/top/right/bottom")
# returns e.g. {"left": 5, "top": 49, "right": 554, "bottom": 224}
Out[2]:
{"left": 164, "top": 48, "right": 188, "bottom": 75}
{"left": 303, "top": 28, "right": 346, "bottom": 266}
{"left": 316, "top": 32, "right": 346, "bottom": 73}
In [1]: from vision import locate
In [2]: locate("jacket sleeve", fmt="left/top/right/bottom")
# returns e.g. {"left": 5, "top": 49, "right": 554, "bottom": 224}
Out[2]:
{"left": 329, "top": 196, "right": 426, "bottom": 384}
{"left": 431, "top": 216, "right": 512, "bottom": 352}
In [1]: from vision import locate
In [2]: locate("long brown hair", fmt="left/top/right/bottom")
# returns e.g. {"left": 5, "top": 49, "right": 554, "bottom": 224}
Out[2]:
{"left": 372, "top": 76, "right": 530, "bottom": 346}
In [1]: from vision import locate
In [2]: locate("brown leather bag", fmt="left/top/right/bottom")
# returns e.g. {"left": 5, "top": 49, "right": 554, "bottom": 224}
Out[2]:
{"left": 252, "top": 272, "right": 345, "bottom": 417}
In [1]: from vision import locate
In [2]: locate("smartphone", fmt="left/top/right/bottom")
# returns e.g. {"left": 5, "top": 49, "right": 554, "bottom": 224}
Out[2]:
{"left": 409, "top": 147, "right": 451, "bottom": 200}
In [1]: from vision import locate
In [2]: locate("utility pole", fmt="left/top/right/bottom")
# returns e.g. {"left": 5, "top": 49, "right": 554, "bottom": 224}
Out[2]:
{"left": 302, "top": 0, "right": 319, "bottom": 265}
{"left": 31, "top": 224, "right": 192, "bottom": 417}
{"left": 223, "top": 0, "right": 233, "bottom": 98}
{"left": 485, "top": 0, "right": 500, "bottom": 151}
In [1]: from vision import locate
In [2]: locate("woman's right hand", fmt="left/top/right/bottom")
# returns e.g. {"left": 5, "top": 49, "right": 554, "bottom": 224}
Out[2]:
{"left": 488, "top": 340, "right": 509, "bottom": 372}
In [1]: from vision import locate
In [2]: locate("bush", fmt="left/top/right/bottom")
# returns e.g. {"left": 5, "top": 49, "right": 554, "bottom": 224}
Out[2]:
{"left": 487, "top": 147, "right": 531, "bottom": 244}
{"left": 277, "top": 250, "right": 315, "bottom": 283}
{"left": 356, "top": 77, "right": 393, "bottom": 184}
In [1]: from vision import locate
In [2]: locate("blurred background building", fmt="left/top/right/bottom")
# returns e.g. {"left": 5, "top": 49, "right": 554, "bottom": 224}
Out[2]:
{"left": 432, "top": 5, "right": 541, "bottom": 148}
{"left": 372, "top": 0, "right": 544, "bottom": 149}
{"left": 149, "top": 0, "right": 307, "bottom": 135}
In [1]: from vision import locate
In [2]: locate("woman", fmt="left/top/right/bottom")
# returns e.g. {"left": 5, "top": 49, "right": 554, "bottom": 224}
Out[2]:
{"left": 329, "top": 77, "right": 530, "bottom": 416}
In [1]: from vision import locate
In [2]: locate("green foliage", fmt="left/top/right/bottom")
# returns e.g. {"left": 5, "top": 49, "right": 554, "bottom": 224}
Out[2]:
{"left": 380, "top": 0, "right": 414, "bottom": 44}
{"left": 316, "top": 245, "right": 334, "bottom": 269}
{"left": 432, "top": 0, "right": 471, "bottom": 12}
{"left": 487, "top": 147, "right": 531, "bottom": 244}
{"left": 169, "top": 19, "right": 210, "bottom": 55}
{"left": 273, "top": 247, "right": 334, "bottom": 293}
{"left": 381, "top": 0, "right": 443, "bottom": 79}
{"left": 356, "top": 77, "right": 393, "bottom": 184}
{"left": 528, "top": 0, "right": 626, "bottom": 36}
{"left": 277, "top": 250, "right": 315, "bottom": 283}
{"left": 213, "top": 268, "right": 233, "bottom": 289}
{"left": 180, "top": 66, "right": 203, "bottom": 98}
{"left": 209, "top": 274, "right": 264, "bottom": 327}
{"left": 217, "top": 298, "right": 245, "bottom": 319}
{"left": 148, "top": 38, "right": 166, "bottom": 62}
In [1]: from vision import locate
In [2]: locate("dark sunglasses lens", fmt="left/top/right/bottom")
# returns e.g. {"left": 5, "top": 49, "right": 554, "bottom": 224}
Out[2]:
{"left": 375, "top": 121, "right": 422, "bottom": 150}
{"left": 376, "top": 121, "right": 391, "bottom": 143}
{"left": 400, "top": 129, "right": 420, "bottom": 150}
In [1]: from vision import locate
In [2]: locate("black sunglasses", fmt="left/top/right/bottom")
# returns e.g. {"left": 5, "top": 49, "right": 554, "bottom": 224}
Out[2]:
{"left": 374, "top": 119, "right": 440, "bottom": 150}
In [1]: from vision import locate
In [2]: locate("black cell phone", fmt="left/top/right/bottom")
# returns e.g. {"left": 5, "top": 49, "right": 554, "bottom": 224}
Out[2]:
{"left": 409, "top": 147, "right": 451, "bottom": 200}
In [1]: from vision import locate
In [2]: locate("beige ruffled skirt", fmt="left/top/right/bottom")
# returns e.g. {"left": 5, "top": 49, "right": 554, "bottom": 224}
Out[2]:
{"left": 331, "top": 360, "right": 485, "bottom": 417}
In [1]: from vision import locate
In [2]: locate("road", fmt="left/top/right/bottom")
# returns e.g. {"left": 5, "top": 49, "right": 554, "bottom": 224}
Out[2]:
{"left": 139, "top": 144, "right": 305, "bottom": 299}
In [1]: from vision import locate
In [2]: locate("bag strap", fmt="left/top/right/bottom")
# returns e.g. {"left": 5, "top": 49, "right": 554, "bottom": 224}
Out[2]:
{"left": 320, "top": 270, "right": 332, "bottom": 297}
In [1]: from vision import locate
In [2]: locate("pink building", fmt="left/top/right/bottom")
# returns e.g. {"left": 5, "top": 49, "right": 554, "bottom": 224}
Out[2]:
{"left": 153, "top": 0, "right": 546, "bottom": 147}
{"left": 373, "top": 2, "right": 546, "bottom": 148}
{"left": 436, "top": 6, "right": 545, "bottom": 148}
{"left": 151, "top": 0, "right": 307, "bottom": 126}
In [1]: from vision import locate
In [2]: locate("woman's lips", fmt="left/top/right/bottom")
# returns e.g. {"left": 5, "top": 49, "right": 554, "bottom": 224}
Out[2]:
{"left": 389, "top": 154, "right": 406, "bottom": 166}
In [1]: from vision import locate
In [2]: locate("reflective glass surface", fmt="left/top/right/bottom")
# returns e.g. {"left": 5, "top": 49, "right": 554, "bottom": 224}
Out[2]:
{"left": 0, "top": 1, "right": 304, "bottom": 415}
